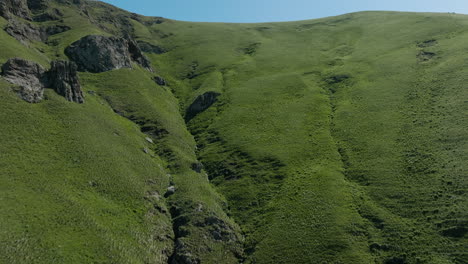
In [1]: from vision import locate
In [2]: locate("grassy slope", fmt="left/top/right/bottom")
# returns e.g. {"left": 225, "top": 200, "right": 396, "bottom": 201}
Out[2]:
{"left": 151, "top": 11, "right": 467, "bottom": 263}
{"left": 0, "top": 1, "right": 467, "bottom": 263}
{"left": 1, "top": 2, "right": 242, "bottom": 263}
{"left": 0, "top": 80, "right": 173, "bottom": 263}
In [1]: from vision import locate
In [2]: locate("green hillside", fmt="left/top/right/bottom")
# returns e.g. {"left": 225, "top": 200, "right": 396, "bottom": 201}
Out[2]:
{"left": 0, "top": 1, "right": 466, "bottom": 263}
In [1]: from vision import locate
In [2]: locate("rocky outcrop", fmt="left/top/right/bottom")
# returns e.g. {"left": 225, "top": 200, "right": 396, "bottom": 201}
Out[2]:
{"left": 195, "top": 215, "right": 241, "bottom": 243}
{"left": 46, "top": 61, "right": 84, "bottom": 103}
{"left": 45, "top": 25, "right": 71, "bottom": 36}
{"left": 153, "top": 76, "right": 167, "bottom": 86}
{"left": 191, "top": 162, "right": 203, "bottom": 173}
{"left": 1, "top": 58, "right": 46, "bottom": 103}
{"left": 33, "top": 8, "right": 63, "bottom": 22}
{"left": 0, "top": 0, "right": 31, "bottom": 20}
{"left": 127, "top": 38, "right": 153, "bottom": 71}
{"left": 0, "top": 0, "right": 67, "bottom": 44}
{"left": 5, "top": 18, "right": 71, "bottom": 44}
{"left": 5, "top": 18, "right": 46, "bottom": 44}
{"left": 169, "top": 205, "right": 244, "bottom": 264}
{"left": 65, "top": 35, "right": 131, "bottom": 73}
{"left": 1, "top": 58, "right": 84, "bottom": 103}
{"left": 137, "top": 40, "right": 167, "bottom": 54}
{"left": 26, "top": 0, "right": 48, "bottom": 12}
{"left": 65, "top": 35, "right": 153, "bottom": 73}
{"left": 185, "top": 92, "right": 220, "bottom": 121}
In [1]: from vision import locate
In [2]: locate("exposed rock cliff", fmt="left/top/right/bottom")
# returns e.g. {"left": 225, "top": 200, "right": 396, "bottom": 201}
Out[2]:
{"left": 0, "top": 0, "right": 31, "bottom": 20}
{"left": 65, "top": 35, "right": 153, "bottom": 73}
{"left": 5, "top": 18, "right": 46, "bottom": 44}
{"left": 46, "top": 61, "right": 84, "bottom": 103}
{"left": 1, "top": 58, "right": 45, "bottom": 103}
{"left": 4, "top": 18, "right": 70, "bottom": 45}
{"left": 127, "top": 38, "right": 153, "bottom": 72}
{"left": 26, "top": 0, "right": 48, "bottom": 12}
{"left": 1, "top": 58, "right": 84, "bottom": 103}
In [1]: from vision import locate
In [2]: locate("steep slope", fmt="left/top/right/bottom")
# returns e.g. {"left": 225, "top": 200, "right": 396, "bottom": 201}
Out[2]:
{"left": 150, "top": 12, "right": 468, "bottom": 264}
{"left": 0, "top": 1, "right": 466, "bottom": 264}
{"left": 0, "top": 1, "right": 243, "bottom": 263}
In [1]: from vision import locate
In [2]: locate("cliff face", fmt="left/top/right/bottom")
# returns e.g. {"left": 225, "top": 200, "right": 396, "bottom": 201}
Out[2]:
{"left": 47, "top": 60, "right": 84, "bottom": 103}
{"left": 0, "top": 0, "right": 31, "bottom": 20}
{"left": 65, "top": 35, "right": 153, "bottom": 73}
{"left": 1, "top": 58, "right": 84, "bottom": 103}
{"left": 0, "top": 1, "right": 467, "bottom": 264}
{"left": 1, "top": 58, "right": 46, "bottom": 103}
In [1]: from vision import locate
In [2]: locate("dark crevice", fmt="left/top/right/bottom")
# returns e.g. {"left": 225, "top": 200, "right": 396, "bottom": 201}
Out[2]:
{"left": 240, "top": 42, "right": 261, "bottom": 56}
{"left": 100, "top": 87, "right": 244, "bottom": 263}
{"left": 417, "top": 39, "right": 437, "bottom": 48}
{"left": 97, "top": 95, "right": 180, "bottom": 263}
{"left": 185, "top": 91, "right": 220, "bottom": 122}
{"left": 167, "top": 205, "right": 193, "bottom": 264}
{"left": 187, "top": 113, "right": 285, "bottom": 262}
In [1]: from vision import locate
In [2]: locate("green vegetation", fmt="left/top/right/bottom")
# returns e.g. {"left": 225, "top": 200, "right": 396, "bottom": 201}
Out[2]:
{"left": 0, "top": 79, "right": 173, "bottom": 263}
{"left": 0, "top": 1, "right": 466, "bottom": 263}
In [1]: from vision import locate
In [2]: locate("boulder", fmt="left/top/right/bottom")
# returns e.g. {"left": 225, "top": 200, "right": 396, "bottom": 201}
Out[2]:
{"left": 191, "top": 162, "right": 203, "bottom": 173}
{"left": 153, "top": 76, "right": 167, "bottom": 86}
{"left": 164, "top": 186, "right": 176, "bottom": 198}
{"left": 65, "top": 35, "right": 131, "bottom": 73}
{"left": 65, "top": 35, "right": 153, "bottom": 73}
{"left": 185, "top": 92, "right": 221, "bottom": 121}
{"left": 46, "top": 61, "right": 84, "bottom": 103}
{"left": 1, "top": 58, "right": 46, "bottom": 103}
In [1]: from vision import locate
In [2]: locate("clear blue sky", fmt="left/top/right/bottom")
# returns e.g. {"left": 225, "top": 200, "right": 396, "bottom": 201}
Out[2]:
{"left": 100, "top": 0, "right": 468, "bottom": 23}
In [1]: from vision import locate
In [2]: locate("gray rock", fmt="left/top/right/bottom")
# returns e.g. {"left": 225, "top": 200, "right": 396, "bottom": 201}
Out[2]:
{"left": 65, "top": 35, "right": 131, "bottom": 73}
{"left": 171, "top": 240, "right": 201, "bottom": 264}
{"left": 0, "top": 0, "right": 31, "bottom": 20}
{"left": 4, "top": 18, "right": 70, "bottom": 44}
{"left": 1, "top": 58, "right": 45, "bottom": 103}
{"left": 45, "top": 25, "right": 71, "bottom": 36}
{"left": 164, "top": 186, "right": 176, "bottom": 198}
{"left": 137, "top": 40, "right": 166, "bottom": 54}
{"left": 146, "top": 190, "right": 161, "bottom": 201}
{"left": 5, "top": 18, "right": 46, "bottom": 44}
{"left": 145, "top": 137, "right": 154, "bottom": 144}
{"left": 153, "top": 76, "right": 167, "bottom": 86}
{"left": 65, "top": 35, "right": 153, "bottom": 73}
{"left": 195, "top": 203, "right": 203, "bottom": 212}
{"left": 185, "top": 92, "right": 221, "bottom": 121}
{"left": 46, "top": 60, "right": 84, "bottom": 103}
{"left": 33, "top": 8, "right": 63, "bottom": 22}
{"left": 127, "top": 38, "right": 153, "bottom": 72}
{"left": 199, "top": 216, "right": 240, "bottom": 242}
{"left": 26, "top": 0, "right": 48, "bottom": 11}
{"left": 191, "top": 162, "right": 203, "bottom": 173}
{"left": 1, "top": 58, "right": 85, "bottom": 103}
